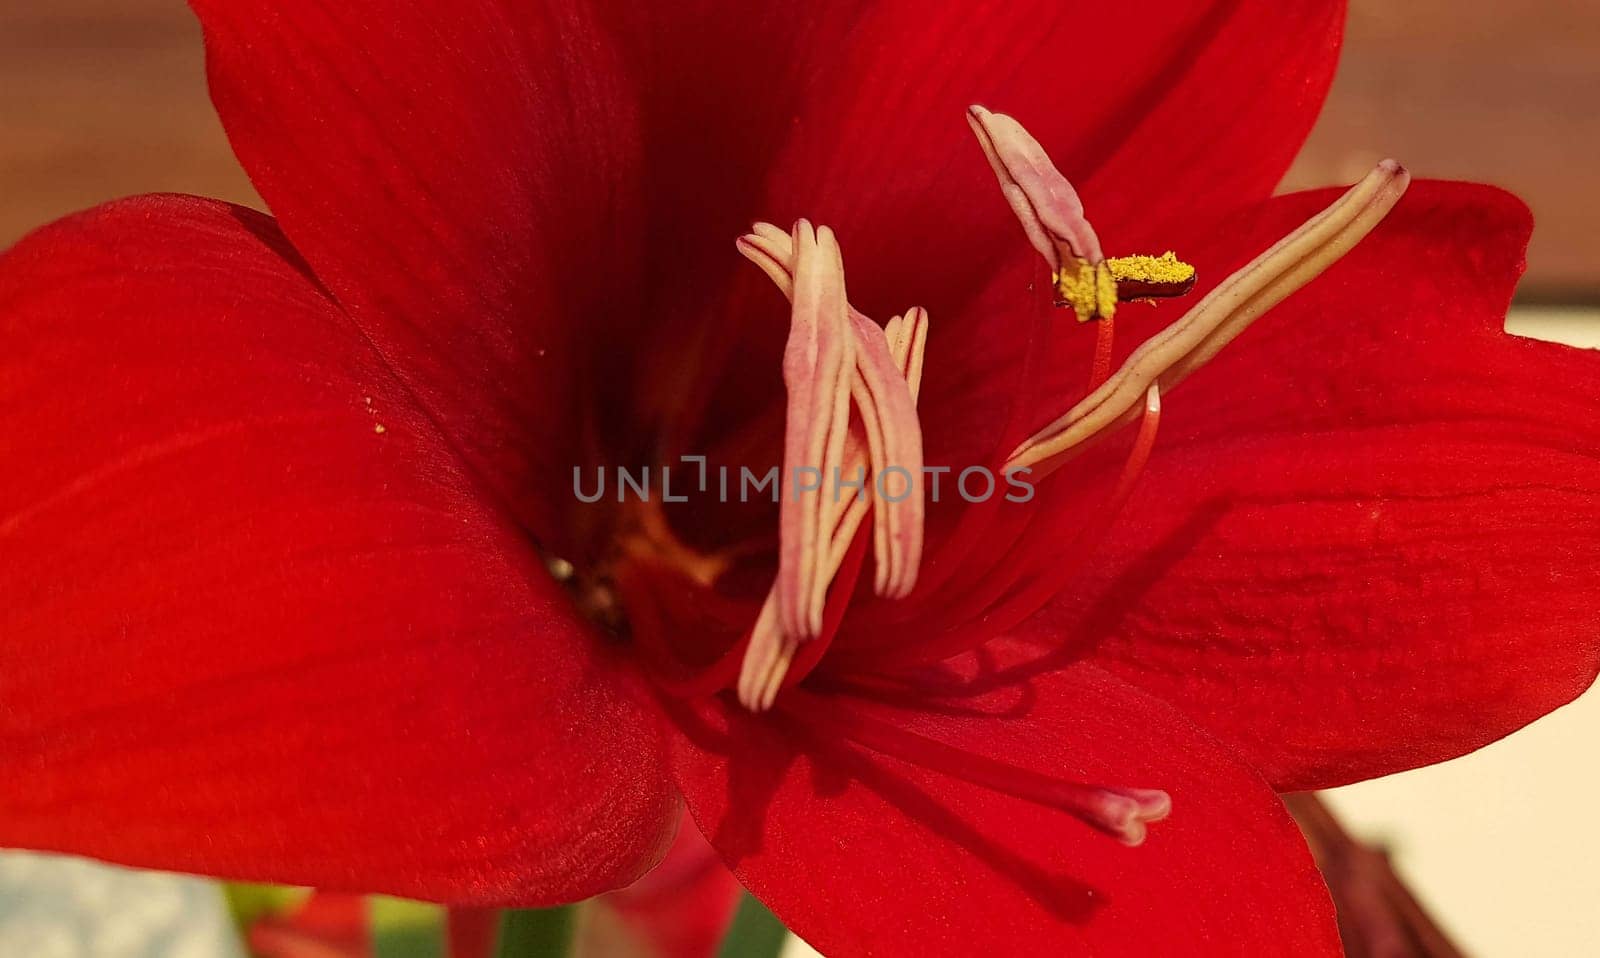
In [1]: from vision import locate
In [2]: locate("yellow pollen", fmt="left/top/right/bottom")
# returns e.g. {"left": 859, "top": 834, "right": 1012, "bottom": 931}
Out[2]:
{"left": 1106, "top": 251, "right": 1196, "bottom": 287}
{"left": 1053, "top": 260, "right": 1117, "bottom": 322}
{"left": 1096, "top": 262, "right": 1118, "bottom": 317}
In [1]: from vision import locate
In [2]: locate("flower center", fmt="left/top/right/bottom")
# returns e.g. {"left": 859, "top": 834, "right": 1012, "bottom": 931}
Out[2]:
{"left": 558, "top": 104, "right": 1409, "bottom": 849}
{"left": 718, "top": 107, "right": 1408, "bottom": 706}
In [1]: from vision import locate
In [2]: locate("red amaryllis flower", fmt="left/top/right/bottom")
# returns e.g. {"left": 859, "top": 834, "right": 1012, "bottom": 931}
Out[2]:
{"left": 2, "top": 1, "right": 1596, "bottom": 955}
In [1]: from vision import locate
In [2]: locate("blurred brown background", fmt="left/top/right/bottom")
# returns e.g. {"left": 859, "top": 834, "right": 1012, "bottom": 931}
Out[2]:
{"left": 2, "top": 1, "right": 1597, "bottom": 299}
{"left": 1282, "top": 2, "right": 1600, "bottom": 299}
{"left": 0, "top": 2, "right": 255, "bottom": 244}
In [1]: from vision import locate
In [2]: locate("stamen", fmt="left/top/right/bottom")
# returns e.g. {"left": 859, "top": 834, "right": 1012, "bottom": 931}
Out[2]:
{"left": 820, "top": 307, "right": 929, "bottom": 600}
{"left": 848, "top": 312, "right": 925, "bottom": 600}
{"left": 777, "top": 221, "right": 856, "bottom": 640}
{"left": 789, "top": 688, "right": 1171, "bottom": 846}
{"left": 885, "top": 307, "right": 929, "bottom": 398}
{"left": 968, "top": 105, "right": 1196, "bottom": 322}
{"left": 735, "top": 591, "right": 788, "bottom": 711}
{"left": 1007, "top": 159, "right": 1410, "bottom": 478}
{"left": 735, "top": 222, "right": 798, "bottom": 298}
{"left": 734, "top": 228, "right": 929, "bottom": 710}
{"left": 737, "top": 225, "right": 928, "bottom": 602}
{"left": 738, "top": 532, "right": 872, "bottom": 712}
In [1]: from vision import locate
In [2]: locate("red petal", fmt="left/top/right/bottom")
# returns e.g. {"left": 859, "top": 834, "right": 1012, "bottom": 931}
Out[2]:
{"left": 0, "top": 197, "right": 675, "bottom": 903}
{"left": 1029, "top": 182, "right": 1600, "bottom": 790}
{"left": 618, "top": 0, "right": 1341, "bottom": 310}
{"left": 188, "top": 0, "right": 636, "bottom": 543}
{"left": 668, "top": 641, "right": 1339, "bottom": 955}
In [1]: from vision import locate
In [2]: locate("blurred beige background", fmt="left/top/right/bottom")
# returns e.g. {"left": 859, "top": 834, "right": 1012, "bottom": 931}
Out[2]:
{"left": 2, "top": 2, "right": 1598, "bottom": 956}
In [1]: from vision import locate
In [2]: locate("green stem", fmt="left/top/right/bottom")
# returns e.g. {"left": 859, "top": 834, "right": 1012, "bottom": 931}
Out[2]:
{"left": 370, "top": 897, "right": 446, "bottom": 958}
{"left": 494, "top": 906, "right": 577, "bottom": 958}
{"left": 220, "top": 882, "right": 307, "bottom": 933}
{"left": 716, "top": 892, "right": 789, "bottom": 958}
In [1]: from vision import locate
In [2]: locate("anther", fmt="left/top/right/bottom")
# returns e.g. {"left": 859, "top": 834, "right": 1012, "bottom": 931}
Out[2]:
{"left": 968, "top": 105, "right": 1196, "bottom": 322}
